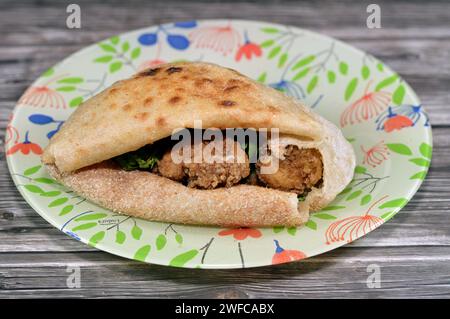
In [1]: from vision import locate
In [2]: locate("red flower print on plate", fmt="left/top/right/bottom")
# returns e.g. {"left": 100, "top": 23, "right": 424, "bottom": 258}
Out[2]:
{"left": 340, "top": 81, "right": 391, "bottom": 127}
{"left": 272, "top": 240, "right": 306, "bottom": 264}
{"left": 325, "top": 196, "right": 387, "bottom": 244}
{"left": 6, "top": 131, "right": 43, "bottom": 156}
{"left": 377, "top": 107, "right": 414, "bottom": 132}
{"left": 361, "top": 141, "right": 390, "bottom": 167}
{"left": 189, "top": 23, "right": 241, "bottom": 56}
{"left": 218, "top": 228, "right": 262, "bottom": 240}
{"left": 18, "top": 85, "right": 66, "bottom": 109}
{"left": 235, "top": 31, "right": 262, "bottom": 62}
{"left": 139, "top": 59, "right": 167, "bottom": 71}
{"left": 5, "top": 114, "right": 19, "bottom": 146}
{"left": 376, "top": 105, "right": 429, "bottom": 131}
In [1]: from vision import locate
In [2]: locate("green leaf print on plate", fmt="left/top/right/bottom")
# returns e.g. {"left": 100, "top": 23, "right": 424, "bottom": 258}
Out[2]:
{"left": 134, "top": 245, "right": 151, "bottom": 261}
{"left": 156, "top": 234, "right": 167, "bottom": 250}
{"left": 170, "top": 250, "right": 199, "bottom": 267}
{"left": 115, "top": 230, "right": 127, "bottom": 244}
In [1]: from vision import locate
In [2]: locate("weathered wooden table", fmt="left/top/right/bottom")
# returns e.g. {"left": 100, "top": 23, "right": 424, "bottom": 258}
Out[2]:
{"left": 0, "top": 0, "right": 449, "bottom": 298}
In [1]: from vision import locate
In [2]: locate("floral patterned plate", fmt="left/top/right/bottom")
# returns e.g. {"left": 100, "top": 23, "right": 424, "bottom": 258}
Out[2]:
{"left": 6, "top": 20, "right": 432, "bottom": 268}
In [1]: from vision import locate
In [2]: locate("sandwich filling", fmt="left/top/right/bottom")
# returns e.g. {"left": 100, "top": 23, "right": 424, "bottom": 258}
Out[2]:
{"left": 114, "top": 131, "right": 323, "bottom": 198}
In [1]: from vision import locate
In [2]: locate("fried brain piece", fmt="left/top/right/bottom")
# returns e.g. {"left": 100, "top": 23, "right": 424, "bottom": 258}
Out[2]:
{"left": 157, "top": 137, "right": 250, "bottom": 189}
{"left": 257, "top": 145, "right": 323, "bottom": 194}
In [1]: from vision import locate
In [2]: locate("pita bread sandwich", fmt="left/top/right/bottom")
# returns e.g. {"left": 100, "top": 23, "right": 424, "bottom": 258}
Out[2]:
{"left": 42, "top": 62, "right": 355, "bottom": 227}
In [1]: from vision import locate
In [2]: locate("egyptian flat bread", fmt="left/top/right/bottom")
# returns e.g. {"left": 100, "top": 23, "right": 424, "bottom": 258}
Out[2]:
{"left": 42, "top": 62, "right": 355, "bottom": 227}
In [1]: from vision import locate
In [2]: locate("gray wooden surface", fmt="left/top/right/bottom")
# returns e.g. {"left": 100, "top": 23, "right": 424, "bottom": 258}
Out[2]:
{"left": 1, "top": 0, "right": 449, "bottom": 298}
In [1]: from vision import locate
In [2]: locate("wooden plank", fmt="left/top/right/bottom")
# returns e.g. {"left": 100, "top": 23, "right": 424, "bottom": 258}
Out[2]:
{"left": 0, "top": 0, "right": 450, "bottom": 39}
{"left": 1, "top": 247, "right": 450, "bottom": 298}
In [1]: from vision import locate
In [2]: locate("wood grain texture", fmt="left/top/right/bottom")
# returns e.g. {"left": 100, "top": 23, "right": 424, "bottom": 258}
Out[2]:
{"left": 0, "top": 0, "right": 449, "bottom": 298}
{"left": 2, "top": 247, "right": 450, "bottom": 298}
